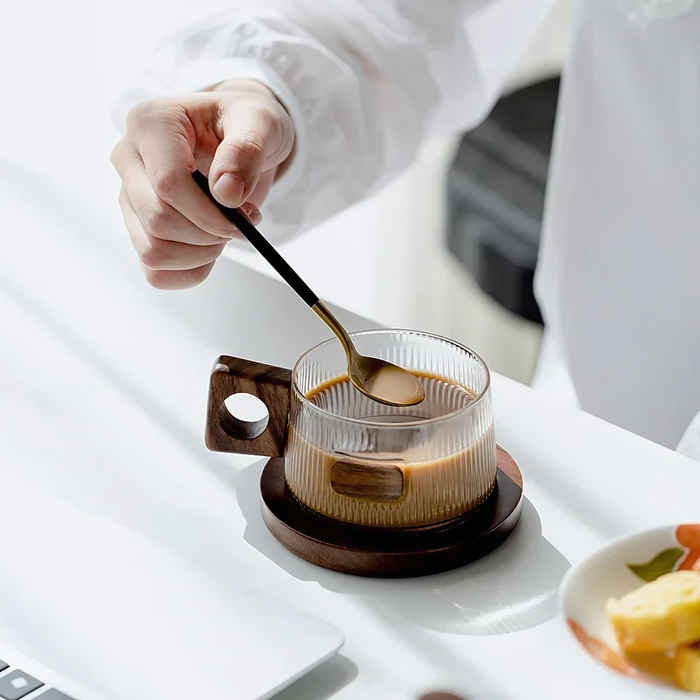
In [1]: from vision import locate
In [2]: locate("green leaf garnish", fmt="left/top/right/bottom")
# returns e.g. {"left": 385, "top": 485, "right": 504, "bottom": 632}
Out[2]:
{"left": 627, "top": 547, "right": 685, "bottom": 582}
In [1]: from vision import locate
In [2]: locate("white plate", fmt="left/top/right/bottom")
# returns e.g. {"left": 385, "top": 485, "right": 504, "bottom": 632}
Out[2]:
{"left": 559, "top": 524, "right": 700, "bottom": 697}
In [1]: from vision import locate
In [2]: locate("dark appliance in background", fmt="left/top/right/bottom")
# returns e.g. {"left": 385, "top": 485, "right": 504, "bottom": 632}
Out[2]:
{"left": 445, "top": 76, "right": 560, "bottom": 326}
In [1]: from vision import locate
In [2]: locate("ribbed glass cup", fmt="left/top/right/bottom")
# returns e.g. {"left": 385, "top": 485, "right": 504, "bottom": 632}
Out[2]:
{"left": 285, "top": 330, "right": 497, "bottom": 528}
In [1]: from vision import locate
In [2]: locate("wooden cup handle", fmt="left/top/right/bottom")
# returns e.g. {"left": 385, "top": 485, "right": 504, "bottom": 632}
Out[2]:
{"left": 205, "top": 355, "right": 292, "bottom": 457}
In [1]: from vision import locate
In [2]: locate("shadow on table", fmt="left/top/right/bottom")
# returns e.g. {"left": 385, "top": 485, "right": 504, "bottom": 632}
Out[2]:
{"left": 233, "top": 462, "right": 570, "bottom": 636}
{"left": 271, "top": 654, "right": 358, "bottom": 700}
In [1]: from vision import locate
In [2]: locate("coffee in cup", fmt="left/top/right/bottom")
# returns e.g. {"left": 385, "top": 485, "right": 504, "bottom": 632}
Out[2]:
{"left": 206, "top": 330, "right": 497, "bottom": 529}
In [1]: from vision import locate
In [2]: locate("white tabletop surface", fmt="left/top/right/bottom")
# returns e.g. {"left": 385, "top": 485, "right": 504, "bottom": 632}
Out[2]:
{"left": 2, "top": 159, "right": 699, "bottom": 700}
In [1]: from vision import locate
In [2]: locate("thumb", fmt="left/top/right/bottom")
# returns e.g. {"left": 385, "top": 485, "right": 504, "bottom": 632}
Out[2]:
{"left": 209, "top": 100, "right": 293, "bottom": 208}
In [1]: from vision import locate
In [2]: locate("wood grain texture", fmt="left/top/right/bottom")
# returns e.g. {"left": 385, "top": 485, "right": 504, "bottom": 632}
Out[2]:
{"left": 260, "top": 446, "right": 523, "bottom": 578}
{"left": 497, "top": 445, "right": 523, "bottom": 489}
{"left": 205, "top": 355, "right": 292, "bottom": 457}
{"left": 330, "top": 460, "right": 404, "bottom": 501}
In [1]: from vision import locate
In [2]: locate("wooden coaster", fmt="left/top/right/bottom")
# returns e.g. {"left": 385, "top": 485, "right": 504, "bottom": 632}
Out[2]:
{"left": 260, "top": 446, "right": 523, "bottom": 578}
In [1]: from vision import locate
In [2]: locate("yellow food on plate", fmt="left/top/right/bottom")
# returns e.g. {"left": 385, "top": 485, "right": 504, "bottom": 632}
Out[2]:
{"left": 606, "top": 571, "right": 700, "bottom": 652}
{"left": 676, "top": 644, "right": 700, "bottom": 692}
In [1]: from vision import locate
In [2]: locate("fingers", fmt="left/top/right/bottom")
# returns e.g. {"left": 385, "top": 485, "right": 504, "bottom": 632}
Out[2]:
{"left": 113, "top": 139, "right": 263, "bottom": 290}
{"left": 119, "top": 188, "right": 227, "bottom": 290}
{"left": 111, "top": 85, "right": 292, "bottom": 291}
{"left": 116, "top": 145, "right": 237, "bottom": 246}
{"left": 140, "top": 261, "right": 217, "bottom": 291}
{"left": 121, "top": 195, "right": 226, "bottom": 270}
{"left": 246, "top": 167, "right": 277, "bottom": 210}
{"left": 209, "top": 95, "right": 294, "bottom": 207}
{"left": 123, "top": 101, "right": 238, "bottom": 238}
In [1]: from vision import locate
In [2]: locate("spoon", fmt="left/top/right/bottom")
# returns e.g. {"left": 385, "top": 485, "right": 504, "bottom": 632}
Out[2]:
{"left": 193, "top": 170, "right": 425, "bottom": 407}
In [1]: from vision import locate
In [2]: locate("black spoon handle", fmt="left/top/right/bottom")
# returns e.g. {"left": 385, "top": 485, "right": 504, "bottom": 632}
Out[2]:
{"left": 192, "top": 170, "right": 319, "bottom": 308}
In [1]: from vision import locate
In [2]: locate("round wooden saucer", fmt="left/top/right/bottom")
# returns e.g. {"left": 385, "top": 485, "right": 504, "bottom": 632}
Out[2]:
{"left": 260, "top": 446, "right": 523, "bottom": 578}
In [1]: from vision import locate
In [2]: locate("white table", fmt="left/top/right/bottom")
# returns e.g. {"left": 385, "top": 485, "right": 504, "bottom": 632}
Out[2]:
{"left": 1, "top": 160, "right": 698, "bottom": 700}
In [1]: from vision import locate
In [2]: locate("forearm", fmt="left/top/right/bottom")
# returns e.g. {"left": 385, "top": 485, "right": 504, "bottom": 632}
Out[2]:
{"left": 115, "top": 0, "right": 556, "bottom": 243}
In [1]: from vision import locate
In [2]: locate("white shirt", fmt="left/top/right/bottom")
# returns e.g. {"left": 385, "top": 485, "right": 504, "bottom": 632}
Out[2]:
{"left": 117, "top": 0, "right": 700, "bottom": 459}
{"left": 535, "top": 0, "right": 700, "bottom": 456}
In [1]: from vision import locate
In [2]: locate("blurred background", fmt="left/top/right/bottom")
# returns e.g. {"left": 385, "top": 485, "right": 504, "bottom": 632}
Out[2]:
{"left": 0, "top": 0, "right": 572, "bottom": 386}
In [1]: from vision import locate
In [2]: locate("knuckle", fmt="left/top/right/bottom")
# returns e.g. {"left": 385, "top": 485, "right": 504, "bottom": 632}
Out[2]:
{"left": 151, "top": 166, "right": 181, "bottom": 202}
{"left": 126, "top": 99, "right": 166, "bottom": 131}
{"left": 110, "top": 138, "right": 137, "bottom": 176}
{"left": 126, "top": 101, "right": 154, "bottom": 131}
{"left": 141, "top": 202, "right": 170, "bottom": 238}
{"left": 139, "top": 236, "right": 171, "bottom": 270}
{"left": 233, "top": 132, "right": 266, "bottom": 163}
{"left": 256, "top": 103, "right": 286, "bottom": 139}
{"left": 109, "top": 139, "right": 124, "bottom": 169}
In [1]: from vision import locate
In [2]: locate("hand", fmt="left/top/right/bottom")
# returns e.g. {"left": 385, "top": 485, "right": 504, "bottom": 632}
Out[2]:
{"left": 111, "top": 79, "right": 295, "bottom": 289}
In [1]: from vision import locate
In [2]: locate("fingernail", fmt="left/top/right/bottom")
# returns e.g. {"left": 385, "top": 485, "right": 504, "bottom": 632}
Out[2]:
{"left": 213, "top": 173, "right": 246, "bottom": 206}
{"left": 240, "top": 203, "right": 263, "bottom": 225}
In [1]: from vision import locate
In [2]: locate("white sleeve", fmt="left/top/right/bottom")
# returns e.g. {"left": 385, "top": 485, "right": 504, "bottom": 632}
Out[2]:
{"left": 115, "top": 0, "right": 557, "bottom": 243}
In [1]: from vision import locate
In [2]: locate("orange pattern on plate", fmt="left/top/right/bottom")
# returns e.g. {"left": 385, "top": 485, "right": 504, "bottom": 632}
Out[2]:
{"left": 570, "top": 526, "right": 700, "bottom": 688}
{"left": 567, "top": 619, "right": 649, "bottom": 682}
{"left": 677, "top": 525, "right": 700, "bottom": 571}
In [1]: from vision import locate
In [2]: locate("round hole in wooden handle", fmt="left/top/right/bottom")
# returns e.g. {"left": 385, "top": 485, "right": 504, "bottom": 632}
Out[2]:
{"left": 219, "top": 393, "right": 270, "bottom": 441}
{"left": 205, "top": 356, "right": 292, "bottom": 457}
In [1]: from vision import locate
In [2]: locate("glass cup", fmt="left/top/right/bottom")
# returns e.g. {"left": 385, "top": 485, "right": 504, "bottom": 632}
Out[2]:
{"left": 205, "top": 329, "right": 497, "bottom": 529}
